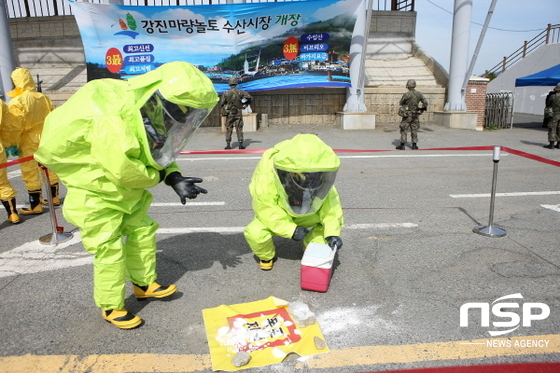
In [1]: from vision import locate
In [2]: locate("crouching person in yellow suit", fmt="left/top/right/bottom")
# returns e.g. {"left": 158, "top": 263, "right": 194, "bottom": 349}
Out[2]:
{"left": 35, "top": 62, "right": 218, "bottom": 329}
{"left": 244, "top": 134, "right": 344, "bottom": 271}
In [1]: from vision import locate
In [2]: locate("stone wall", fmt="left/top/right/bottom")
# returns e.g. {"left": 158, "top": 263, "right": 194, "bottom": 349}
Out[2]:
{"left": 9, "top": 16, "right": 84, "bottom": 66}
{"left": 365, "top": 86, "right": 446, "bottom": 127}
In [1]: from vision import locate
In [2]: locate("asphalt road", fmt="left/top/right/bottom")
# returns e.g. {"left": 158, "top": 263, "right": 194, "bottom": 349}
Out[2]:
{"left": 1, "top": 114, "right": 559, "bottom": 373}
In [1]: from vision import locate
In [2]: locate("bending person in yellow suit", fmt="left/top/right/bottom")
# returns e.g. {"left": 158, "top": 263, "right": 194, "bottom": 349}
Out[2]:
{"left": 0, "top": 99, "right": 21, "bottom": 224}
{"left": 35, "top": 62, "right": 218, "bottom": 329}
{"left": 8, "top": 67, "right": 60, "bottom": 215}
{"left": 244, "top": 134, "right": 344, "bottom": 271}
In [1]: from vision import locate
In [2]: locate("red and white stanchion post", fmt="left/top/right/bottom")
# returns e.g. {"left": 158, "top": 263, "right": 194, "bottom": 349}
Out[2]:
{"left": 38, "top": 164, "right": 73, "bottom": 245}
{"left": 473, "top": 146, "right": 507, "bottom": 238}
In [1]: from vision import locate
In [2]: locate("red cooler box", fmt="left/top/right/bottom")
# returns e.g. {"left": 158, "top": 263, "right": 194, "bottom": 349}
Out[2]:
{"left": 300, "top": 243, "right": 336, "bottom": 292}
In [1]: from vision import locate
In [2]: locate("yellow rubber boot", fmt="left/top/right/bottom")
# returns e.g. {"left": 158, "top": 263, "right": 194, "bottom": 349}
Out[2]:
{"left": 102, "top": 309, "right": 143, "bottom": 329}
{"left": 2, "top": 198, "right": 21, "bottom": 224}
{"left": 41, "top": 183, "right": 61, "bottom": 206}
{"left": 133, "top": 282, "right": 177, "bottom": 300}
{"left": 259, "top": 259, "right": 274, "bottom": 271}
{"left": 19, "top": 191, "right": 43, "bottom": 215}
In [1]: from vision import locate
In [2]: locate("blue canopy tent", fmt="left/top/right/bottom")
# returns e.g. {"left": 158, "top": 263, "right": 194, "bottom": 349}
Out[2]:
{"left": 515, "top": 64, "right": 560, "bottom": 87}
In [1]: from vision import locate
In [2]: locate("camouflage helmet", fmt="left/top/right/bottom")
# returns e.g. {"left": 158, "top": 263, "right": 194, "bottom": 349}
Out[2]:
{"left": 406, "top": 79, "right": 416, "bottom": 88}
{"left": 228, "top": 77, "right": 239, "bottom": 86}
{"left": 555, "top": 82, "right": 560, "bottom": 91}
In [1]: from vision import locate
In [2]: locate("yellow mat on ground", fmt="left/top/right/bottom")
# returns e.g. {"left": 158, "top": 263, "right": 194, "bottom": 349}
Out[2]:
{"left": 202, "top": 296, "right": 329, "bottom": 371}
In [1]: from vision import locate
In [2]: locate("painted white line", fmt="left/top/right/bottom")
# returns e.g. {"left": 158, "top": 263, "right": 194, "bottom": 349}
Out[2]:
{"left": 0, "top": 232, "right": 87, "bottom": 278}
{"left": 0, "top": 223, "right": 418, "bottom": 277}
{"left": 151, "top": 202, "right": 225, "bottom": 207}
{"left": 157, "top": 227, "right": 245, "bottom": 234}
{"left": 541, "top": 204, "right": 560, "bottom": 212}
{"left": 177, "top": 157, "right": 262, "bottom": 161}
{"left": 450, "top": 191, "right": 560, "bottom": 198}
{"left": 177, "top": 154, "right": 498, "bottom": 161}
{"left": 157, "top": 223, "right": 418, "bottom": 234}
{"left": 344, "top": 223, "right": 418, "bottom": 229}
{"left": 7, "top": 169, "right": 21, "bottom": 179}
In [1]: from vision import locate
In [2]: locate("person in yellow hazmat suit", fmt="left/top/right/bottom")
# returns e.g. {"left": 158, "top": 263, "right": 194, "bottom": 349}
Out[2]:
{"left": 7, "top": 67, "right": 60, "bottom": 215}
{"left": 244, "top": 134, "right": 344, "bottom": 271}
{"left": 0, "top": 99, "right": 21, "bottom": 224}
{"left": 34, "top": 61, "right": 218, "bottom": 329}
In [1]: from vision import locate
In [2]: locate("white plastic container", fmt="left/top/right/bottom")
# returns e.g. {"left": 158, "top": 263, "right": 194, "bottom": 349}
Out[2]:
{"left": 300, "top": 242, "right": 336, "bottom": 292}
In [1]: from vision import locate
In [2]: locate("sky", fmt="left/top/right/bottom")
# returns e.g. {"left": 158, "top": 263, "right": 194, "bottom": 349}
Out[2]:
{"left": 414, "top": 0, "right": 560, "bottom": 76}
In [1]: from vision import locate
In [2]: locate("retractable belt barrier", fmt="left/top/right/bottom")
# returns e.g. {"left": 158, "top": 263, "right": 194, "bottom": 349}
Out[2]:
{"left": 1, "top": 146, "right": 558, "bottom": 245}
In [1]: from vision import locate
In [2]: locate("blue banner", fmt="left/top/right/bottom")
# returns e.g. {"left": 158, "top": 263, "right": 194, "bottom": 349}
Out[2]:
{"left": 70, "top": 0, "right": 362, "bottom": 93}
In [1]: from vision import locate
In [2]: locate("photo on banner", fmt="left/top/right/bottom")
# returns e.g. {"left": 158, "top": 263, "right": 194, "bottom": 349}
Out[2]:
{"left": 69, "top": 0, "right": 364, "bottom": 93}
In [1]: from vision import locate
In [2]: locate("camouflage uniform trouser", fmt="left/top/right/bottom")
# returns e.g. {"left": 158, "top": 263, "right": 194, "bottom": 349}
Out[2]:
{"left": 399, "top": 115, "right": 420, "bottom": 143}
{"left": 225, "top": 113, "right": 244, "bottom": 144}
{"left": 547, "top": 113, "right": 560, "bottom": 143}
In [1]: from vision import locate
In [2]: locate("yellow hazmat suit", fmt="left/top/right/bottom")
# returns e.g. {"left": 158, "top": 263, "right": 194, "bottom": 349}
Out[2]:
{"left": 244, "top": 134, "right": 344, "bottom": 265}
{"left": 34, "top": 62, "right": 218, "bottom": 327}
{"left": 8, "top": 68, "right": 59, "bottom": 214}
{"left": 0, "top": 100, "right": 20, "bottom": 223}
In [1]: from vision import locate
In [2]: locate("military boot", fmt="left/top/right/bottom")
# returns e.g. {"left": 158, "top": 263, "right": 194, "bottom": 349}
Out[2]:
{"left": 543, "top": 142, "right": 555, "bottom": 149}
{"left": 19, "top": 190, "right": 44, "bottom": 215}
{"left": 395, "top": 143, "right": 406, "bottom": 150}
{"left": 411, "top": 143, "right": 419, "bottom": 150}
{"left": 2, "top": 198, "right": 20, "bottom": 224}
{"left": 41, "top": 183, "right": 61, "bottom": 206}
{"left": 239, "top": 141, "right": 245, "bottom": 149}
{"left": 555, "top": 142, "right": 560, "bottom": 149}
{"left": 225, "top": 142, "right": 232, "bottom": 149}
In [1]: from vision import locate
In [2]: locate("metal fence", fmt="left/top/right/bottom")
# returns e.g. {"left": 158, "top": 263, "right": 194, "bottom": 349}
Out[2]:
{"left": 6, "top": 0, "right": 415, "bottom": 18}
{"left": 485, "top": 24, "right": 560, "bottom": 77}
{"left": 485, "top": 92, "right": 514, "bottom": 129}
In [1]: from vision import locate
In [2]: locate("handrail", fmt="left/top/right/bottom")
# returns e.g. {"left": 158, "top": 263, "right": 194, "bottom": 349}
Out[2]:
{"left": 485, "top": 24, "right": 560, "bottom": 77}
{"left": 6, "top": 0, "right": 416, "bottom": 18}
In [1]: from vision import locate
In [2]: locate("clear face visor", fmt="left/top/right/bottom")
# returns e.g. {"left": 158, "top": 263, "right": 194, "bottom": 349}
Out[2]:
{"left": 141, "top": 90, "right": 211, "bottom": 167}
{"left": 275, "top": 169, "right": 337, "bottom": 215}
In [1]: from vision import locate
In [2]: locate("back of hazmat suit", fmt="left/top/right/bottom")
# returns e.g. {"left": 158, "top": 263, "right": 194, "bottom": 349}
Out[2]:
{"left": 7, "top": 67, "right": 59, "bottom": 215}
{"left": 0, "top": 99, "right": 21, "bottom": 223}
{"left": 244, "top": 134, "right": 344, "bottom": 270}
{"left": 35, "top": 61, "right": 218, "bottom": 329}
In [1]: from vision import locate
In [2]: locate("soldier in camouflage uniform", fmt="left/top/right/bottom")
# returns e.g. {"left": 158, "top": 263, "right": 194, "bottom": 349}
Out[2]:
{"left": 396, "top": 79, "right": 428, "bottom": 150}
{"left": 220, "top": 77, "right": 252, "bottom": 149}
{"left": 543, "top": 83, "right": 560, "bottom": 149}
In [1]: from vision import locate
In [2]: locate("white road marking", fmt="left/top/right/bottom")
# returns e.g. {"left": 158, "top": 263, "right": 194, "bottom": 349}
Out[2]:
{"left": 541, "top": 204, "right": 560, "bottom": 212}
{"left": 151, "top": 202, "right": 225, "bottom": 207}
{"left": 177, "top": 153, "right": 497, "bottom": 161}
{"left": 450, "top": 191, "right": 560, "bottom": 198}
{"left": 0, "top": 223, "right": 417, "bottom": 277}
{"left": 0, "top": 232, "right": 87, "bottom": 278}
{"left": 344, "top": 223, "right": 418, "bottom": 229}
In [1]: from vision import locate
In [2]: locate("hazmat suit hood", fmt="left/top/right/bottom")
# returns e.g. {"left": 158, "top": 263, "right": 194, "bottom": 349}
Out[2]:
{"left": 273, "top": 134, "right": 340, "bottom": 216}
{"left": 8, "top": 68, "right": 37, "bottom": 98}
{"left": 127, "top": 61, "right": 218, "bottom": 167}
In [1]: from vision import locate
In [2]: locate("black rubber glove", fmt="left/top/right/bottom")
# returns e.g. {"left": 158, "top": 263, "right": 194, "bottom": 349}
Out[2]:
{"left": 292, "top": 226, "right": 311, "bottom": 241}
{"left": 165, "top": 172, "right": 207, "bottom": 204}
{"left": 326, "top": 236, "right": 343, "bottom": 250}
